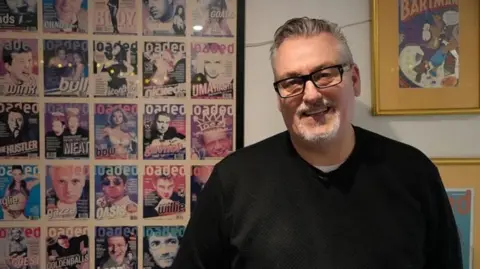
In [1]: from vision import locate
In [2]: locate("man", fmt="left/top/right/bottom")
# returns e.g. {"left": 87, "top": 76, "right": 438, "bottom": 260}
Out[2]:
{"left": 1, "top": 41, "right": 37, "bottom": 95}
{"left": 172, "top": 17, "right": 462, "bottom": 268}
{"left": 95, "top": 172, "right": 137, "bottom": 220}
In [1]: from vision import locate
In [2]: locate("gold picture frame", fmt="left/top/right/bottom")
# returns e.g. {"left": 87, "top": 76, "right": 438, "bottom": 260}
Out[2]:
{"left": 432, "top": 158, "right": 478, "bottom": 267}
{"left": 371, "top": 0, "right": 480, "bottom": 115}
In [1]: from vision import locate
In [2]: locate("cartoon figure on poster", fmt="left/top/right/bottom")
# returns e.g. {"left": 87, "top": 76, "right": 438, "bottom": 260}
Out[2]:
{"left": 0, "top": 102, "right": 39, "bottom": 158}
{"left": 46, "top": 226, "right": 89, "bottom": 269}
{"left": 191, "top": 0, "right": 235, "bottom": 37}
{"left": 398, "top": 1, "right": 459, "bottom": 88}
{"left": 0, "top": 0, "right": 37, "bottom": 31}
{"left": 191, "top": 104, "right": 233, "bottom": 160}
{"left": 43, "top": 39, "right": 89, "bottom": 97}
{"left": 190, "top": 165, "right": 213, "bottom": 213}
{"left": 93, "top": 40, "right": 138, "bottom": 98}
{"left": 143, "top": 41, "right": 186, "bottom": 98}
{"left": 191, "top": 42, "right": 234, "bottom": 99}
{"left": 43, "top": 0, "right": 88, "bottom": 33}
{"left": 94, "top": 104, "right": 138, "bottom": 160}
{"left": 95, "top": 165, "right": 138, "bottom": 220}
{"left": 45, "top": 165, "right": 90, "bottom": 221}
{"left": 143, "top": 165, "right": 186, "bottom": 220}
{"left": 143, "top": 104, "right": 186, "bottom": 160}
{"left": 45, "top": 103, "right": 89, "bottom": 159}
{"left": 0, "top": 227, "right": 41, "bottom": 269}
{"left": 142, "top": 0, "right": 186, "bottom": 36}
{"left": 95, "top": 226, "right": 137, "bottom": 269}
{"left": 0, "top": 165, "right": 40, "bottom": 221}
{"left": 93, "top": 0, "right": 136, "bottom": 35}
{"left": 143, "top": 226, "right": 184, "bottom": 269}
{"left": 0, "top": 39, "right": 38, "bottom": 97}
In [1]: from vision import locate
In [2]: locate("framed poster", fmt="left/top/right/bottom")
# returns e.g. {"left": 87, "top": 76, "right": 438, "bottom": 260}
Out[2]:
{"left": 371, "top": 0, "right": 480, "bottom": 115}
{"left": 433, "top": 158, "right": 478, "bottom": 269}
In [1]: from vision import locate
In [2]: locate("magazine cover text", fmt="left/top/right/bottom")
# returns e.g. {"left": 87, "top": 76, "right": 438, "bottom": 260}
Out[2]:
{"left": 95, "top": 165, "right": 138, "bottom": 220}
{"left": 94, "top": 103, "right": 138, "bottom": 160}
{"left": 143, "top": 165, "right": 186, "bottom": 220}
{"left": 0, "top": 165, "right": 40, "bottom": 220}
{"left": 46, "top": 226, "right": 89, "bottom": 269}
{"left": 143, "top": 104, "right": 186, "bottom": 160}
{"left": 0, "top": 227, "right": 40, "bottom": 269}
{"left": 45, "top": 103, "right": 89, "bottom": 159}
{"left": 93, "top": 0, "right": 136, "bottom": 35}
{"left": 191, "top": 104, "right": 233, "bottom": 160}
{"left": 447, "top": 189, "right": 473, "bottom": 269}
{"left": 143, "top": 225, "right": 185, "bottom": 269}
{"left": 44, "top": 39, "right": 89, "bottom": 97}
{"left": 398, "top": 0, "right": 459, "bottom": 88}
{"left": 190, "top": 165, "right": 213, "bottom": 213}
{"left": 0, "top": 39, "right": 38, "bottom": 97}
{"left": 142, "top": 0, "right": 186, "bottom": 36}
{"left": 95, "top": 226, "right": 137, "bottom": 269}
{"left": 191, "top": 42, "right": 234, "bottom": 99}
{"left": 0, "top": 102, "right": 39, "bottom": 158}
{"left": 0, "top": 0, "right": 37, "bottom": 31}
{"left": 93, "top": 40, "right": 138, "bottom": 98}
{"left": 45, "top": 165, "right": 90, "bottom": 221}
{"left": 43, "top": 0, "right": 88, "bottom": 33}
{"left": 191, "top": 0, "right": 235, "bottom": 37}
{"left": 143, "top": 41, "right": 186, "bottom": 98}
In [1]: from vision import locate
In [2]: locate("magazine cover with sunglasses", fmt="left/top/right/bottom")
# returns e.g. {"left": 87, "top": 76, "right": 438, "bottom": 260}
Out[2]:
{"left": 0, "top": 227, "right": 40, "bottom": 269}
{"left": 143, "top": 225, "right": 185, "bottom": 269}
{"left": 94, "top": 165, "right": 138, "bottom": 220}
{"left": 143, "top": 164, "right": 186, "bottom": 220}
{"left": 46, "top": 226, "right": 89, "bottom": 269}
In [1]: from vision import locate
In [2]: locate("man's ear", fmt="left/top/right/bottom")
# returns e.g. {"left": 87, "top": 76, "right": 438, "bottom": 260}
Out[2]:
{"left": 351, "top": 64, "right": 361, "bottom": 97}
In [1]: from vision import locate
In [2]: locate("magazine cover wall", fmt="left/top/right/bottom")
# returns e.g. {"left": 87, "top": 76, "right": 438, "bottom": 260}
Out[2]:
{"left": 0, "top": 0, "right": 245, "bottom": 268}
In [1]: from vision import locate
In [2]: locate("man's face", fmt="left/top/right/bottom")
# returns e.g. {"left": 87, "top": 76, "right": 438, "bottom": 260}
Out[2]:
{"left": 107, "top": 236, "right": 127, "bottom": 265}
{"left": 7, "top": 112, "right": 23, "bottom": 134}
{"left": 203, "top": 128, "right": 231, "bottom": 157}
{"left": 52, "top": 120, "right": 64, "bottom": 136}
{"left": 273, "top": 34, "right": 360, "bottom": 143}
{"left": 57, "top": 49, "right": 66, "bottom": 61}
{"left": 11, "top": 229, "right": 21, "bottom": 240}
{"left": 148, "top": 0, "right": 168, "bottom": 20}
{"left": 55, "top": 0, "right": 82, "bottom": 17}
{"left": 67, "top": 116, "right": 79, "bottom": 132}
{"left": 148, "top": 235, "right": 179, "bottom": 268}
{"left": 11, "top": 168, "right": 23, "bottom": 182}
{"left": 58, "top": 238, "right": 70, "bottom": 249}
{"left": 156, "top": 115, "right": 170, "bottom": 134}
{"left": 155, "top": 178, "right": 174, "bottom": 199}
{"left": 52, "top": 166, "right": 86, "bottom": 204}
{"left": 102, "top": 176, "right": 125, "bottom": 200}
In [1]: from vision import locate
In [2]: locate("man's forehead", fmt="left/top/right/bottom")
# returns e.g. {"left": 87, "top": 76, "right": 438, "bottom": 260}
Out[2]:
{"left": 9, "top": 112, "right": 22, "bottom": 118}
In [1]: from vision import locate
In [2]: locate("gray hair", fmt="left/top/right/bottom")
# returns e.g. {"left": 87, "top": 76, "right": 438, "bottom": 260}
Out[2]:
{"left": 269, "top": 17, "right": 354, "bottom": 68}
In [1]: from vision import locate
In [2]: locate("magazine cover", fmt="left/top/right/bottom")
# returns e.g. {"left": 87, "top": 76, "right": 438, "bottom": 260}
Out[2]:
{"left": 94, "top": 165, "right": 138, "bottom": 220}
{"left": 0, "top": 0, "right": 37, "bottom": 31}
{"left": 143, "top": 165, "right": 186, "bottom": 220}
{"left": 143, "top": 104, "right": 186, "bottom": 160}
{"left": 191, "top": 42, "right": 234, "bottom": 99}
{"left": 398, "top": 0, "right": 459, "bottom": 88}
{"left": 0, "top": 39, "right": 38, "bottom": 97}
{"left": 142, "top": 0, "right": 186, "bottom": 36}
{"left": 191, "top": 0, "right": 235, "bottom": 37}
{"left": 94, "top": 103, "right": 138, "bottom": 160}
{"left": 42, "top": 0, "right": 88, "bottom": 33}
{"left": 447, "top": 188, "right": 474, "bottom": 269}
{"left": 45, "top": 165, "right": 90, "bottom": 221}
{"left": 95, "top": 226, "right": 137, "bottom": 269}
{"left": 93, "top": 0, "right": 136, "bottom": 35}
{"left": 43, "top": 39, "right": 89, "bottom": 97}
{"left": 191, "top": 104, "right": 233, "bottom": 160}
{"left": 0, "top": 165, "right": 40, "bottom": 221}
{"left": 46, "top": 226, "right": 89, "bottom": 269}
{"left": 0, "top": 227, "right": 40, "bottom": 269}
{"left": 0, "top": 102, "right": 39, "bottom": 158}
{"left": 93, "top": 40, "right": 138, "bottom": 98}
{"left": 143, "top": 225, "right": 185, "bottom": 269}
{"left": 143, "top": 41, "right": 186, "bottom": 98}
{"left": 44, "top": 103, "right": 89, "bottom": 159}
{"left": 190, "top": 165, "right": 213, "bottom": 213}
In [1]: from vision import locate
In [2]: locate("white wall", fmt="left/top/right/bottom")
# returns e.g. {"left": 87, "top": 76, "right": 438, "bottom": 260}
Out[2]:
{"left": 243, "top": 0, "right": 480, "bottom": 158}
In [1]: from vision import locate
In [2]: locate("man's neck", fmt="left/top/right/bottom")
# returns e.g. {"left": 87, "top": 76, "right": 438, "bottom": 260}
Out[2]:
{"left": 291, "top": 125, "right": 356, "bottom": 167}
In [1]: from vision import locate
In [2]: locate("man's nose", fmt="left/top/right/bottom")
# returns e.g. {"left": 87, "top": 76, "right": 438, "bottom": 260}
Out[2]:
{"left": 302, "top": 81, "right": 322, "bottom": 103}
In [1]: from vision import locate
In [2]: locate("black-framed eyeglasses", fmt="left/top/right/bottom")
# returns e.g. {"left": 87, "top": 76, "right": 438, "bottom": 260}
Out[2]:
{"left": 273, "top": 64, "right": 351, "bottom": 98}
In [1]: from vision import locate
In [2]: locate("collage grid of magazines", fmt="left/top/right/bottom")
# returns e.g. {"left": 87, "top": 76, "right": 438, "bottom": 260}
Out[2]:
{"left": 0, "top": 0, "right": 240, "bottom": 269}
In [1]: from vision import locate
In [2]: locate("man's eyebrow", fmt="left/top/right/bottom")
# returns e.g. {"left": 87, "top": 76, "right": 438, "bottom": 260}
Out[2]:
{"left": 278, "top": 62, "right": 338, "bottom": 80}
